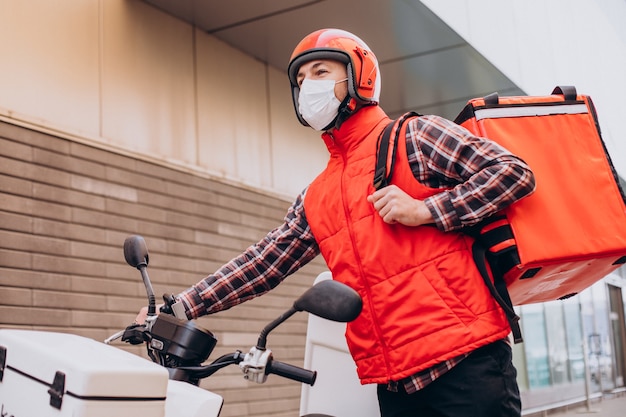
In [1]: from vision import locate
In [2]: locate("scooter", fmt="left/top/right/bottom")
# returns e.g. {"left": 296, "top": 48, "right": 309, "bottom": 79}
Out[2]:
{"left": 0, "top": 235, "right": 362, "bottom": 417}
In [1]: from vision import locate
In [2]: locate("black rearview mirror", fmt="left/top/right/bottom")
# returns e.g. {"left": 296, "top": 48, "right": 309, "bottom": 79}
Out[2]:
{"left": 293, "top": 279, "right": 362, "bottom": 323}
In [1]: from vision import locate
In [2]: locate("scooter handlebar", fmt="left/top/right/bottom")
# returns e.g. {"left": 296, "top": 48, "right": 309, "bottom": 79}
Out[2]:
{"left": 266, "top": 359, "right": 317, "bottom": 386}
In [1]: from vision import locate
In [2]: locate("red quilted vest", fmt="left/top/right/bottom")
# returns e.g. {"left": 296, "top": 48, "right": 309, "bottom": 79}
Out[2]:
{"left": 304, "top": 105, "right": 510, "bottom": 384}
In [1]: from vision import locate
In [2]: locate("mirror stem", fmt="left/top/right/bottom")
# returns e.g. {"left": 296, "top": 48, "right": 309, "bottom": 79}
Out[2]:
{"left": 138, "top": 264, "right": 156, "bottom": 316}
{"left": 256, "top": 306, "right": 297, "bottom": 349}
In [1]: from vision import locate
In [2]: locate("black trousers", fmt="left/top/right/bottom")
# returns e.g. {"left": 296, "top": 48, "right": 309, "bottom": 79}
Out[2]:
{"left": 377, "top": 340, "right": 521, "bottom": 417}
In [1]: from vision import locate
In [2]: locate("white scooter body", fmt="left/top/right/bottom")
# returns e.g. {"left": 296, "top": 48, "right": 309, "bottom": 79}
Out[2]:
{"left": 0, "top": 329, "right": 223, "bottom": 417}
{"left": 165, "top": 379, "right": 223, "bottom": 417}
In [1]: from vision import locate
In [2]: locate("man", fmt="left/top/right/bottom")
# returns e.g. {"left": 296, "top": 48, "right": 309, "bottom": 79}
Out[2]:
{"left": 138, "top": 29, "right": 535, "bottom": 417}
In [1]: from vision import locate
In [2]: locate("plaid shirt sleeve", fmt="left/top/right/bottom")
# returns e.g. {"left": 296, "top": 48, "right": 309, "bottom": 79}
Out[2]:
{"left": 406, "top": 115, "right": 536, "bottom": 232}
{"left": 177, "top": 189, "right": 320, "bottom": 319}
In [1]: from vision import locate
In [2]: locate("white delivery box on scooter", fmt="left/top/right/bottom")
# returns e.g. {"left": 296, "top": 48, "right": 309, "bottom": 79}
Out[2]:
{"left": 0, "top": 329, "right": 169, "bottom": 417}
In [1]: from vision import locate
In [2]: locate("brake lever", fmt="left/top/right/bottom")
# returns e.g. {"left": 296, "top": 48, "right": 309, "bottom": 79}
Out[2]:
{"left": 121, "top": 323, "right": 150, "bottom": 345}
{"left": 104, "top": 329, "right": 125, "bottom": 344}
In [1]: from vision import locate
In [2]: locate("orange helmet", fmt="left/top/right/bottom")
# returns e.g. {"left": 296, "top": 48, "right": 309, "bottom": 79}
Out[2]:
{"left": 288, "top": 29, "right": 381, "bottom": 126}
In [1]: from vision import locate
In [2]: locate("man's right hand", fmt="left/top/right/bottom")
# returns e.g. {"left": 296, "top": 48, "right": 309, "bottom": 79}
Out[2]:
{"left": 367, "top": 185, "right": 434, "bottom": 226}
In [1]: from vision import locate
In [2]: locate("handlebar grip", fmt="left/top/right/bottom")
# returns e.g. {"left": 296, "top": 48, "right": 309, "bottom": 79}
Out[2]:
{"left": 266, "top": 360, "right": 317, "bottom": 385}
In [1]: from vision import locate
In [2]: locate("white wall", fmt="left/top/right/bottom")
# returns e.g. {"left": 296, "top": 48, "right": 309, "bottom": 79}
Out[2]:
{"left": 0, "top": 0, "right": 326, "bottom": 198}
{"left": 421, "top": 0, "right": 626, "bottom": 178}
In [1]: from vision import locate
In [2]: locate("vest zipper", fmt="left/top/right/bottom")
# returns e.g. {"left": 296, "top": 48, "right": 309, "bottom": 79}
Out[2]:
{"left": 338, "top": 149, "right": 394, "bottom": 382}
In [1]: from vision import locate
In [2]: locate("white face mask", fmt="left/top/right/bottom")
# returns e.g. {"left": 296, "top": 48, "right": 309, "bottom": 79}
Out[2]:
{"left": 298, "top": 78, "right": 348, "bottom": 131}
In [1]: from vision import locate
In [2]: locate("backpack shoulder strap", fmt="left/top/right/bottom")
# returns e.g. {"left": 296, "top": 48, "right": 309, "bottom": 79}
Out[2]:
{"left": 472, "top": 242, "right": 523, "bottom": 343}
{"left": 373, "top": 112, "right": 421, "bottom": 190}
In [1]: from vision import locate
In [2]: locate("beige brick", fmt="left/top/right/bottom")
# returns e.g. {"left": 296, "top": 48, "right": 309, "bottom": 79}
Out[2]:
{"left": 71, "top": 175, "right": 137, "bottom": 202}
{"left": 0, "top": 123, "right": 70, "bottom": 154}
{"left": 136, "top": 188, "right": 190, "bottom": 213}
{"left": 0, "top": 287, "right": 32, "bottom": 305}
{"left": 134, "top": 219, "right": 195, "bottom": 243}
{"left": 217, "top": 221, "right": 268, "bottom": 242}
{"left": 2, "top": 194, "right": 71, "bottom": 221}
{"left": 164, "top": 209, "right": 220, "bottom": 232}
{"left": 189, "top": 244, "right": 240, "bottom": 264}
{"left": 206, "top": 177, "right": 288, "bottom": 207}
{"left": 71, "top": 142, "right": 137, "bottom": 171}
{"left": 106, "top": 294, "right": 146, "bottom": 313}
{"left": 30, "top": 198, "right": 73, "bottom": 222}
{"left": 106, "top": 165, "right": 165, "bottom": 192}
{"left": 33, "top": 289, "right": 107, "bottom": 311}
{"left": 0, "top": 248, "right": 33, "bottom": 269}
{"left": 240, "top": 211, "right": 283, "bottom": 230}
{"left": 194, "top": 230, "right": 248, "bottom": 251}
{"left": 0, "top": 136, "right": 33, "bottom": 162}
{"left": 33, "top": 218, "right": 106, "bottom": 243}
{"left": 0, "top": 174, "right": 32, "bottom": 199}
{"left": 104, "top": 229, "right": 137, "bottom": 247}
{"left": 163, "top": 180, "right": 218, "bottom": 206}
{"left": 32, "top": 252, "right": 104, "bottom": 276}
{"left": 71, "top": 206, "right": 138, "bottom": 230}
{"left": 33, "top": 182, "right": 107, "bottom": 211}
{"left": 136, "top": 159, "right": 194, "bottom": 185}
{"left": 34, "top": 148, "right": 106, "bottom": 179}
{"left": 218, "top": 193, "right": 286, "bottom": 219}
{"left": 202, "top": 205, "right": 245, "bottom": 225}
{"left": 70, "top": 309, "right": 133, "bottom": 329}
{"left": 0, "top": 306, "right": 71, "bottom": 326}
{"left": 104, "top": 262, "right": 147, "bottom": 282}
{"left": 0, "top": 155, "right": 71, "bottom": 188}
{"left": 0, "top": 156, "right": 29, "bottom": 181}
{"left": 0, "top": 210, "right": 33, "bottom": 233}
{"left": 0, "top": 122, "right": 40, "bottom": 150}
{"left": 70, "top": 240, "right": 124, "bottom": 263}
{"left": 146, "top": 250, "right": 205, "bottom": 274}
{"left": 106, "top": 198, "right": 167, "bottom": 223}
{"left": 0, "top": 268, "right": 71, "bottom": 291}
{"left": 71, "top": 275, "right": 141, "bottom": 297}
{"left": 0, "top": 229, "right": 71, "bottom": 256}
{"left": 1, "top": 194, "right": 34, "bottom": 217}
{"left": 164, "top": 239, "right": 221, "bottom": 261}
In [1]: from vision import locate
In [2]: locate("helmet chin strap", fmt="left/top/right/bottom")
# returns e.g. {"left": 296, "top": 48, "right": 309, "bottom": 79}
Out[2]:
{"left": 331, "top": 96, "right": 359, "bottom": 130}
{"left": 332, "top": 95, "right": 377, "bottom": 131}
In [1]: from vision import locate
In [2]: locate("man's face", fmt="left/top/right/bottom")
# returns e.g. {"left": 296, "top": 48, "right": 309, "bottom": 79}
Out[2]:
{"left": 296, "top": 59, "right": 349, "bottom": 102}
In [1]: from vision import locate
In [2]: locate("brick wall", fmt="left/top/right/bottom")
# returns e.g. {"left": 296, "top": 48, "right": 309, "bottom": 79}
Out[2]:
{"left": 0, "top": 120, "right": 328, "bottom": 416}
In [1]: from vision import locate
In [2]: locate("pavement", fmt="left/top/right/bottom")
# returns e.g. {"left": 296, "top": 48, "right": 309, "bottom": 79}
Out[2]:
{"left": 539, "top": 392, "right": 626, "bottom": 417}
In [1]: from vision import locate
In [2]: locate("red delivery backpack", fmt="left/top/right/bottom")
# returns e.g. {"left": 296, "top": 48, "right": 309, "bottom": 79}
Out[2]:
{"left": 454, "top": 86, "right": 626, "bottom": 304}
{"left": 374, "top": 86, "right": 626, "bottom": 340}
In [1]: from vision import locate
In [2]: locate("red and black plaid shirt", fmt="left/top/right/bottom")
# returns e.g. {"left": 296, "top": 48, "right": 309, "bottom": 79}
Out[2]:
{"left": 178, "top": 114, "right": 534, "bottom": 391}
